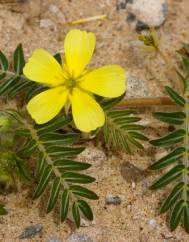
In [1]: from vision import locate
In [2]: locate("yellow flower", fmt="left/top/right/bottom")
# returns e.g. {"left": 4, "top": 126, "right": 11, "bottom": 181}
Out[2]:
{"left": 23, "top": 29, "right": 126, "bottom": 132}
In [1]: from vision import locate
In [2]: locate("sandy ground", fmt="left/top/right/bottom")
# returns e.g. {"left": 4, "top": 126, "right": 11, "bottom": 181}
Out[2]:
{"left": 0, "top": 0, "right": 189, "bottom": 241}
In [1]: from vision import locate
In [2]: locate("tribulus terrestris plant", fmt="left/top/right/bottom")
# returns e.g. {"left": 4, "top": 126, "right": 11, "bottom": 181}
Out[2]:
{"left": 0, "top": 29, "right": 147, "bottom": 227}
{"left": 1, "top": 27, "right": 189, "bottom": 234}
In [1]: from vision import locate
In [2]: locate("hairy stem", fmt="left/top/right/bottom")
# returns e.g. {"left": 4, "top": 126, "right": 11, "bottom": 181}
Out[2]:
{"left": 0, "top": 70, "right": 29, "bottom": 81}
{"left": 183, "top": 93, "right": 189, "bottom": 201}
{"left": 118, "top": 97, "right": 174, "bottom": 108}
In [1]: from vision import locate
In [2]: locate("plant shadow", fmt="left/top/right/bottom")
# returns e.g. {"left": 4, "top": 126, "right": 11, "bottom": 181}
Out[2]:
{"left": 120, "top": 161, "right": 151, "bottom": 183}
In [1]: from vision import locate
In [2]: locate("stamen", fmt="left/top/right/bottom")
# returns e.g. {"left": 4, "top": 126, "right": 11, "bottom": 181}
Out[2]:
{"left": 66, "top": 79, "right": 76, "bottom": 89}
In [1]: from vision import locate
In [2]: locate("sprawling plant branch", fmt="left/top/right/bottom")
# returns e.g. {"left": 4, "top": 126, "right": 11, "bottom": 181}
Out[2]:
{"left": 19, "top": 116, "right": 78, "bottom": 202}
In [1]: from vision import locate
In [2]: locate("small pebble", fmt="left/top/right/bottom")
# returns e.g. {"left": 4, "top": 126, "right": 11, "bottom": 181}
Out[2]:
{"left": 80, "top": 218, "right": 95, "bottom": 227}
{"left": 126, "top": 0, "right": 168, "bottom": 29}
{"left": 40, "top": 19, "right": 55, "bottom": 29}
{"left": 49, "top": 4, "right": 66, "bottom": 22}
{"left": 105, "top": 195, "right": 122, "bottom": 205}
{"left": 131, "top": 181, "right": 136, "bottom": 189}
{"left": 49, "top": 4, "right": 60, "bottom": 14}
{"left": 148, "top": 219, "right": 157, "bottom": 229}
{"left": 18, "top": 224, "right": 43, "bottom": 239}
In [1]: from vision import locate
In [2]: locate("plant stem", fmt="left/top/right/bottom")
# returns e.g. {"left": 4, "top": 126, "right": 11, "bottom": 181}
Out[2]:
{"left": 0, "top": 70, "right": 30, "bottom": 81}
{"left": 118, "top": 97, "right": 175, "bottom": 108}
{"left": 183, "top": 93, "right": 189, "bottom": 201}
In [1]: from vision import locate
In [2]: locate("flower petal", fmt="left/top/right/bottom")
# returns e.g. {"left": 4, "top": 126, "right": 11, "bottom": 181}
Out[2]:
{"left": 23, "top": 49, "right": 65, "bottom": 86}
{"left": 78, "top": 65, "right": 126, "bottom": 97}
{"left": 64, "top": 29, "right": 96, "bottom": 79}
{"left": 27, "top": 87, "right": 68, "bottom": 124}
{"left": 71, "top": 88, "right": 105, "bottom": 132}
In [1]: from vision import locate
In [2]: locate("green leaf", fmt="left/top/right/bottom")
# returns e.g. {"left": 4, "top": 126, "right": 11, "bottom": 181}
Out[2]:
{"left": 0, "top": 205, "right": 8, "bottom": 215}
{"left": 40, "top": 132, "right": 79, "bottom": 146}
{"left": 0, "top": 51, "right": 8, "bottom": 79}
{"left": 0, "top": 76, "right": 20, "bottom": 96}
{"left": 0, "top": 51, "right": 8, "bottom": 71}
{"left": 47, "top": 146, "right": 85, "bottom": 157}
{"left": 160, "top": 182, "right": 184, "bottom": 213}
{"left": 34, "top": 165, "right": 53, "bottom": 198}
{"left": 13, "top": 44, "right": 25, "bottom": 74}
{"left": 127, "top": 132, "right": 148, "bottom": 141}
{"left": 63, "top": 172, "right": 95, "bottom": 184}
{"left": 127, "top": 135, "right": 144, "bottom": 149}
{"left": 26, "top": 84, "right": 47, "bottom": 102}
{"left": 36, "top": 152, "right": 45, "bottom": 177}
{"left": 72, "top": 202, "right": 80, "bottom": 228}
{"left": 15, "top": 156, "right": 32, "bottom": 181}
{"left": 153, "top": 112, "right": 185, "bottom": 125}
{"left": 61, "top": 189, "right": 69, "bottom": 222}
{"left": 112, "top": 117, "right": 141, "bottom": 124}
{"left": 150, "top": 165, "right": 185, "bottom": 189}
{"left": 101, "top": 93, "right": 125, "bottom": 111}
{"left": 104, "top": 109, "right": 145, "bottom": 153}
{"left": 104, "top": 121, "right": 130, "bottom": 153}
{"left": 183, "top": 202, "right": 189, "bottom": 233}
{"left": 54, "top": 159, "right": 91, "bottom": 171}
{"left": 36, "top": 114, "right": 72, "bottom": 134}
{"left": 70, "top": 185, "right": 98, "bottom": 200}
{"left": 119, "top": 124, "right": 144, "bottom": 131}
{"left": 78, "top": 200, "right": 93, "bottom": 221}
{"left": 176, "top": 69, "right": 187, "bottom": 93}
{"left": 18, "top": 139, "right": 37, "bottom": 157}
{"left": 16, "top": 129, "right": 30, "bottom": 137}
{"left": 150, "top": 147, "right": 185, "bottom": 170}
{"left": 170, "top": 200, "right": 184, "bottom": 231}
{"left": 165, "top": 86, "right": 185, "bottom": 107}
{"left": 183, "top": 56, "right": 189, "bottom": 71}
{"left": 4, "top": 109, "right": 22, "bottom": 123}
{"left": 150, "top": 129, "right": 185, "bottom": 147}
{"left": 8, "top": 79, "right": 34, "bottom": 98}
{"left": 108, "top": 110, "right": 136, "bottom": 118}
{"left": 47, "top": 177, "right": 61, "bottom": 213}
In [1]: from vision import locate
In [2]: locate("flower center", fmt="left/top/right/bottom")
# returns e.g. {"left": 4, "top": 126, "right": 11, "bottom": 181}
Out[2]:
{"left": 66, "top": 78, "right": 76, "bottom": 89}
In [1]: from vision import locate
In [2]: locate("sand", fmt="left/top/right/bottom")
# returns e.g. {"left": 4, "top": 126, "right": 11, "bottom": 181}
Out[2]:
{"left": 0, "top": 0, "right": 189, "bottom": 241}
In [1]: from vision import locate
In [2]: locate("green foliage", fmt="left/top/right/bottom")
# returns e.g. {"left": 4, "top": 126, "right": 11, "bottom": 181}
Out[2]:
{"left": 0, "top": 45, "right": 62, "bottom": 101}
{"left": 13, "top": 44, "right": 25, "bottom": 75}
{"left": 0, "top": 44, "right": 148, "bottom": 226}
{"left": 0, "top": 45, "right": 99, "bottom": 225}
{"left": 150, "top": 129, "right": 185, "bottom": 147}
{"left": 0, "top": 112, "right": 32, "bottom": 190}
{"left": 102, "top": 95, "right": 148, "bottom": 153}
{"left": 4, "top": 110, "right": 98, "bottom": 225}
{"left": 0, "top": 44, "right": 34, "bottom": 100}
{"left": 176, "top": 45, "right": 189, "bottom": 92}
{"left": 153, "top": 112, "right": 185, "bottom": 125}
{"left": 150, "top": 83, "right": 189, "bottom": 233}
{"left": 165, "top": 86, "right": 185, "bottom": 107}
